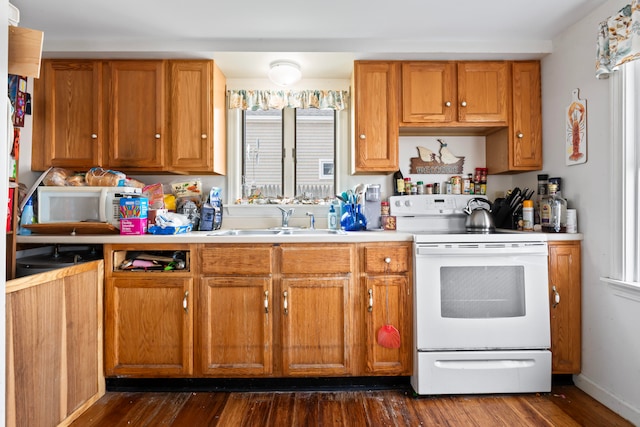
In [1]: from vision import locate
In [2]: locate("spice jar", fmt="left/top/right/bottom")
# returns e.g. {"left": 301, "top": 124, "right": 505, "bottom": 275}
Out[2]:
{"left": 381, "top": 201, "right": 390, "bottom": 216}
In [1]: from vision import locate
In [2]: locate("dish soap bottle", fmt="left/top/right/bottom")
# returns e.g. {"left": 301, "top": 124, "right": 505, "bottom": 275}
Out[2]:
{"left": 19, "top": 197, "right": 35, "bottom": 235}
{"left": 328, "top": 204, "right": 338, "bottom": 230}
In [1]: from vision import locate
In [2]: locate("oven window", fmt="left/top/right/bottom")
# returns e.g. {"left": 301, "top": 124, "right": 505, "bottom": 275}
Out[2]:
{"left": 440, "top": 266, "right": 526, "bottom": 318}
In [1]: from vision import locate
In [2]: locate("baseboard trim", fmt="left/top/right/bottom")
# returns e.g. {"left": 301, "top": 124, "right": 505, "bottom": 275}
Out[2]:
{"left": 106, "top": 376, "right": 413, "bottom": 393}
{"left": 574, "top": 374, "right": 640, "bottom": 426}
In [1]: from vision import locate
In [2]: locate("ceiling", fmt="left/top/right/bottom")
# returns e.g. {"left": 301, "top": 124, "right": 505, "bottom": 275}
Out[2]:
{"left": 11, "top": 0, "right": 610, "bottom": 80}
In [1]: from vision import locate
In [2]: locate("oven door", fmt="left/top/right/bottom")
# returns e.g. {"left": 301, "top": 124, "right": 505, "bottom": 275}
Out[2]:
{"left": 414, "top": 241, "right": 550, "bottom": 350}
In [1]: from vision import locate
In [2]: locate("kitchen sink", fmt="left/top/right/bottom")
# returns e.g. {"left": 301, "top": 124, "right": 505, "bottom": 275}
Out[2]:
{"left": 208, "top": 228, "right": 347, "bottom": 236}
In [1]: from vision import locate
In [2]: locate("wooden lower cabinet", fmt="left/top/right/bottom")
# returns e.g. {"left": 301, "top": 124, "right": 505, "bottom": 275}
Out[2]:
{"left": 104, "top": 242, "right": 413, "bottom": 379}
{"left": 279, "top": 243, "right": 355, "bottom": 376}
{"left": 104, "top": 244, "right": 194, "bottom": 377}
{"left": 105, "top": 276, "right": 194, "bottom": 377}
{"left": 6, "top": 261, "right": 105, "bottom": 427}
{"left": 548, "top": 240, "right": 582, "bottom": 374}
{"left": 359, "top": 243, "right": 412, "bottom": 375}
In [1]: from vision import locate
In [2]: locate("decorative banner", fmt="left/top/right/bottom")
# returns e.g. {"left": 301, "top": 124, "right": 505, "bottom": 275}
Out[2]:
{"left": 409, "top": 139, "right": 465, "bottom": 174}
{"left": 566, "top": 88, "right": 587, "bottom": 166}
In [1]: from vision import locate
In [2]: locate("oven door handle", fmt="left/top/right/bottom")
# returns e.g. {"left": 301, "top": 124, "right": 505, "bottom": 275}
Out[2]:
{"left": 416, "top": 245, "right": 547, "bottom": 256}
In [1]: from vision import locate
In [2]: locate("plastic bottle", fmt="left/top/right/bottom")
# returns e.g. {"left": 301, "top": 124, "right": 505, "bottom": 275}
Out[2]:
{"left": 522, "top": 200, "right": 534, "bottom": 231}
{"left": 19, "top": 197, "right": 35, "bottom": 235}
{"left": 327, "top": 204, "right": 338, "bottom": 230}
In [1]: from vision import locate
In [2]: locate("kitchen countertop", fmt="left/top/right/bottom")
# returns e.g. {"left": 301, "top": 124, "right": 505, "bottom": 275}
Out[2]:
{"left": 16, "top": 229, "right": 583, "bottom": 245}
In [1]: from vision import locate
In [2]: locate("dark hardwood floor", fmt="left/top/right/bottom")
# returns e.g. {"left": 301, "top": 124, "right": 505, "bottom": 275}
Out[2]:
{"left": 70, "top": 385, "right": 634, "bottom": 426}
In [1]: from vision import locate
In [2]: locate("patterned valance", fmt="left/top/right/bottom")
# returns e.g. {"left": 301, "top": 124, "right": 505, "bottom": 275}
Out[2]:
{"left": 227, "top": 89, "right": 349, "bottom": 111}
{"left": 596, "top": 0, "right": 640, "bottom": 78}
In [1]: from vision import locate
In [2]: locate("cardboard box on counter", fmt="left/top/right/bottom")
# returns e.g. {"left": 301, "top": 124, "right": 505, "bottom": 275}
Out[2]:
{"left": 119, "top": 197, "right": 148, "bottom": 235}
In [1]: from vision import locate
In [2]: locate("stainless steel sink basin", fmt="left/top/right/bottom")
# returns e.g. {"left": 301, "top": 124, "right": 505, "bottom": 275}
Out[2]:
{"left": 279, "top": 229, "right": 347, "bottom": 235}
{"left": 208, "top": 228, "right": 346, "bottom": 236}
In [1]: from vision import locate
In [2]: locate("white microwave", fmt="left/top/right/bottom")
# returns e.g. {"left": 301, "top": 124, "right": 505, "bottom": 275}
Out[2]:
{"left": 37, "top": 186, "right": 142, "bottom": 228}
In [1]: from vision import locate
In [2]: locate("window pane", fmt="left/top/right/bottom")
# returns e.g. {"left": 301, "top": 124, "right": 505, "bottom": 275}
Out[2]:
{"left": 295, "top": 109, "right": 335, "bottom": 200}
{"left": 243, "top": 110, "right": 283, "bottom": 198}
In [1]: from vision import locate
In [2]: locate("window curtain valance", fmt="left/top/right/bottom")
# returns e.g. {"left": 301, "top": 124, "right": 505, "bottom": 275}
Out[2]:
{"left": 596, "top": 0, "right": 640, "bottom": 78}
{"left": 227, "top": 89, "right": 349, "bottom": 111}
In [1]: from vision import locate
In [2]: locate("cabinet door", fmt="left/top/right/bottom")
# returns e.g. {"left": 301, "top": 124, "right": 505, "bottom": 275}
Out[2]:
{"left": 457, "top": 62, "right": 509, "bottom": 123}
{"left": 548, "top": 241, "right": 582, "bottom": 374}
{"left": 511, "top": 61, "right": 542, "bottom": 169}
{"left": 199, "top": 276, "right": 273, "bottom": 376}
{"left": 105, "top": 276, "right": 193, "bottom": 377}
{"left": 352, "top": 61, "right": 399, "bottom": 173}
{"left": 281, "top": 276, "right": 352, "bottom": 376}
{"left": 363, "top": 275, "right": 412, "bottom": 375}
{"left": 6, "top": 262, "right": 104, "bottom": 427}
{"left": 32, "top": 59, "right": 103, "bottom": 170}
{"left": 168, "top": 60, "right": 226, "bottom": 174}
{"left": 104, "top": 60, "right": 166, "bottom": 170}
{"left": 401, "top": 62, "right": 456, "bottom": 123}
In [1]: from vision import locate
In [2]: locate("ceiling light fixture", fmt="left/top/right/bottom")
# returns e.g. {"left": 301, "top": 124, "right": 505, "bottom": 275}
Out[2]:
{"left": 268, "top": 61, "right": 302, "bottom": 87}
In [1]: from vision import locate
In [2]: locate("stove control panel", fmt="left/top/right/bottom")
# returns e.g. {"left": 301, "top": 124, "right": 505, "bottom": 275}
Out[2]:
{"left": 390, "top": 195, "right": 486, "bottom": 217}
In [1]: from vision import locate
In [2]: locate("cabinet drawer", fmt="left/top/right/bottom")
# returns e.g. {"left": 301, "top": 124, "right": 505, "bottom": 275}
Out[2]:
{"left": 201, "top": 245, "right": 273, "bottom": 275}
{"left": 280, "top": 245, "right": 354, "bottom": 274}
{"left": 363, "top": 245, "right": 410, "bottom": 273}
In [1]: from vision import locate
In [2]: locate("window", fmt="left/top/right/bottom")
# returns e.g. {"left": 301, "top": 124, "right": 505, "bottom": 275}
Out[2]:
{"left": 608, "top": 59, "right": 640, "bottom": 287}
{"left": 242, "top": 108, "right": 335, "bottom": 201}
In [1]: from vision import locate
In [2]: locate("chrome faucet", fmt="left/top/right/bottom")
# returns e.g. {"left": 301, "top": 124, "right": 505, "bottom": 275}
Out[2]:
{"left": 277, "top": 207, "right": 295, "bottom": 227}
{"left": 306, "top": 212, "right": 315, "bottom": 229}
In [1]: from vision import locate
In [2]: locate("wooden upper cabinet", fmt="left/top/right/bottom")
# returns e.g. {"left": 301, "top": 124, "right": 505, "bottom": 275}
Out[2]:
{"left": 32, "top": 60, "right": 104, "bottom": 170}
{"left": 104, "top": 60, "right": 166, "bottom": 171}
{"left": 456, "top": 61, "right": 509, "bottom": 124}
{"left": 402, "top": 62, "right": 456, "bottom": 124}
{"left": 168, "top": 60, "right": 226, "bottom": 174}
{"left": 486, "top": 61, "right": 542, "bottom": 173}
{"left": 400, "top": 61, "right": 509, "bottom": 127}
{"left": 352, "top": 61, "right": 399, "bottom": 173}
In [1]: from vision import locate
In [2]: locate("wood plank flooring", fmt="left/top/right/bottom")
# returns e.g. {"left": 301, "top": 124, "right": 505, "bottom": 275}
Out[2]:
{"left": 69, "top": 385, "right": 634, "bottom": 426}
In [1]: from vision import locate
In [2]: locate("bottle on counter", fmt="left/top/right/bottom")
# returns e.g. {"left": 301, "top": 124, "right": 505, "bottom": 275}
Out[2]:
{"left": 404, "top": 177, "right": 412, "bottom": 195}
{"left": 393, "top": 170, "right": 404, "bottom": 196}
{"left": 327, "top": 204, "right": 338, "bottom": 230}
{"left": 542, "top": 182, "right": 567, "bottom": 233}
{"left": 19, "top": 197, "right": 35, "bottom": 235}
{"left": 522, "top": 200, "right": 534, "bottom": 231}
{"left": 535, "top": 174, "right": 548, "bottom": 225}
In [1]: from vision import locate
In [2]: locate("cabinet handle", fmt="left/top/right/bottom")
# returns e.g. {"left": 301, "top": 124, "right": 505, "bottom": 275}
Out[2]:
{"left": 551, "top": 285, "right": 560, "bottom": 308}
{"left": 517, "top": 132, "right": 524, "bottom": 138}
{"left": 359, "top": 134, "right": 366, "bottom": 140}
{"left": 201, "top": 134, "right": 207, "bottom": 139}
{"left": 91, "top": 133, "right": 97, "bottom": 139}
{"left": 155, "top": 134, "right": 161, "bottom": 139}
{"left": 444, "top": 101, "right": 451, "bottom": 107}
{"left": 460, "top": 101, "right": 467, "bottom": 107}
{"left": 283, "top": 290, "right": 288, "bottom": 315}
{"left": 183, "top": 290, "right": 189, "bottom": 314}
{"left": 368, "top": 289, "right": 374, "bottom": 312}
{"left": 264, "top": 290, "right": 269, "bottom": 314}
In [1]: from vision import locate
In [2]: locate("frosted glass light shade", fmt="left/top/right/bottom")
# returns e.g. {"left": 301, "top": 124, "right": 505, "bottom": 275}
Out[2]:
{"left": 268, "top": 61, "right": 302, "bottom": 86}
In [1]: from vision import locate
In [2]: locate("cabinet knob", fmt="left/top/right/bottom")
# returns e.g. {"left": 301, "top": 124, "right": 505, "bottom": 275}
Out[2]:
{"left": 517, "top": 132, "right": 524, "bottom": 139}
{"left": 155, "top": 134, "right": 161, "bottom": 139}
{"left": 359, "top": 134, "right": 366, "bottom": 140}
{"left": 91, "top": 134, "right": 98, "bottom": 139}
{"left": 460, "top": 101, "right": 467, "bottom": 107}
{"left": 201, "top": 134, "right": 207, "bottom": 139}
{"left": 444, "top": 101, "right": 451, "bottom": 107}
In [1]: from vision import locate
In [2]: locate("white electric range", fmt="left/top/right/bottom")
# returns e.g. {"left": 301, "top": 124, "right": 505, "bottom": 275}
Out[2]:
{"left": 390, "top": 194, "right": 551, "bottom": 396}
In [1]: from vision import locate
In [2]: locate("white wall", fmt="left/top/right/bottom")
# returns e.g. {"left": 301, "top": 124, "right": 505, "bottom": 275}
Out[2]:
{"left": 512, "top": 0, "right": 640, "bottom": 424}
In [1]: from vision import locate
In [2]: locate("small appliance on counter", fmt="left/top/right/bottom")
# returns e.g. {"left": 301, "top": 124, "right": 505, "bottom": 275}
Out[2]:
{"left": 37, "top": 186, "right": 142, "bottom": 229}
